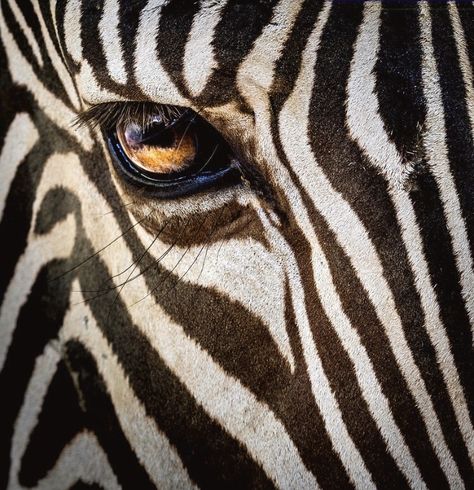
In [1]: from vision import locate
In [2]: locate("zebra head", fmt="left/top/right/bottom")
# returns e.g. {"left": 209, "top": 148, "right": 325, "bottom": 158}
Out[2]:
{"left": 1, "top": 1, "right": 473, "bottom": 488}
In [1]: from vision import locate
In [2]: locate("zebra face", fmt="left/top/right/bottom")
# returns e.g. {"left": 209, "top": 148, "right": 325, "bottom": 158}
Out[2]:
{"left": 1, "top": 1, "right": 473, "bottom": 489}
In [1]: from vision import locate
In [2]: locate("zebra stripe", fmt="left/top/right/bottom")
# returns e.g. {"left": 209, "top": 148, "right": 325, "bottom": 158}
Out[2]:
{"left": 1, "top": 1, "right": 473, "bottom": 488}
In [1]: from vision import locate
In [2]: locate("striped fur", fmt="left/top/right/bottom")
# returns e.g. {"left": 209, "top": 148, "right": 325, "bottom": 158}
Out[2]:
{"left": 1, "top": 1, "right": 473, "bottom": 488}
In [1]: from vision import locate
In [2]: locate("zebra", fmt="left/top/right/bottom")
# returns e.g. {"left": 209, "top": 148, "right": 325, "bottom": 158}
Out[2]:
{"left": 0, "top": 0, "right": 473, "bottom": 488}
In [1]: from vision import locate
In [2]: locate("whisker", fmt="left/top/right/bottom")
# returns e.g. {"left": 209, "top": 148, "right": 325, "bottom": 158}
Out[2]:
{"left": 50, "top": 211, "right": 152, "bottom": 283}
{"left": 215, "top": 235, "right": 226, "bottom": 266}
{"left": 95, "top": 200, "right": 137, "bottom": 217}
{"left": 129, "top": 213, "right": 210, "bottom": 307}
{"left": 168, "top": 206, "right": 226, "bottom": 294}
{"left": 105, "top": 219, "right": 170, "bottom": 318}
{"left": 75, "top": 215, "right": 194, "bottom": 302}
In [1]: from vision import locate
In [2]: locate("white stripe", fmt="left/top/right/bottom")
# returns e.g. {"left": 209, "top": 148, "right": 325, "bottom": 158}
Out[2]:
{"left": 183, "top": 0, "right": 229, "bottom": 97}
{"left": 348, "top": 0, "right": 474, "bottom": 468}
{"left": 419, "top": 1, "right": 474, "bottom": 341}
{"left": 263, "top": 206, "right": 426, "bottom": 488}
{"left": 278, "top": 2, "right": 464, "bottom": 487}
{"left": 9, "top": 341, "right": 61, "bottom": 488}
{"left": 99, "top": 0, "right": 128, "bottom": 85}
{"left": 448, "top": 4, "right": 474, "bottom": 144}
{"left": 9, "top": 329, "right": 118, "bottom": 489}
{"left": 0, "top": 148, "right": 76, "bottom": 373}
{"left": 123, "top": 279, "right": 319, "bottom": 490}
{"left": 76, "top": 60, "right": 124, "bottom": 104}
{"left": 61, "top": 291, "right": 197, "bottom": 490}
{"left": 37, "top": 432, "right": 120, "bottom": 490}
{"left": 392, "top": 191, "right": 474, "bottom": 465}
{"left": 6, "top": 0, "right": 43, "bottom": 66}
{"left": 0, "top": 7, "right": 93, "bottom": 151}
{"left": 237, "top": 0, "right": 305, "bottom": 93}
{"left": 346, "top": 3, "right": 411, "bottom": 188}
{"left": 260, "top": 211, "right": 381, "bottom": 489}
{"left": 63, "top": 0, "right": 123, "bottom": 104}
{"left": 0, "top": 215, "right": 76, "bottom": 373}
{"left": 132, "top": 223, "right": 295, "bottom": 372}
{"left": 64, "top": 0, "right": 83, "bottom": 64}
{"left": 0, "top": 113, "right": 38, "bottom": 219}
{"left": 39, "top": 152, "right": 319, "bottom": 490}
{"left": 135, "top": 0, "right": 187, "bottom": 105}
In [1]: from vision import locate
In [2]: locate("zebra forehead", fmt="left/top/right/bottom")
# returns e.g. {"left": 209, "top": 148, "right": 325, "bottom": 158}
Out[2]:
{"left": 57, "top": 0, "right": 304, "bottom": 109}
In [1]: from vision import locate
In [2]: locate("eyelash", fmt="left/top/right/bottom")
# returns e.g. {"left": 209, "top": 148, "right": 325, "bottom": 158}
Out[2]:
{"left": 74, "top": 101, "right": 187, "bottom": 132}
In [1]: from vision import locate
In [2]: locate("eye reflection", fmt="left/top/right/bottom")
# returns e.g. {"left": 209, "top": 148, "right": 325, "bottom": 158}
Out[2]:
{"left": 116, "top": 116, "right": 197, "bottom": 175}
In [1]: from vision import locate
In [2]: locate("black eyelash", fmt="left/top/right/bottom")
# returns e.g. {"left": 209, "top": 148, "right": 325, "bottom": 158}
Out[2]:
{"left": 73, "top": 102, "right": 189, "bottom": 131}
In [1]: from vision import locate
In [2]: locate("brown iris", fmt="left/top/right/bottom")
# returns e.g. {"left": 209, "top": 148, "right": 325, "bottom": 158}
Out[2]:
{"left": 116, "top": 117, "right": 197, "bottom": 175}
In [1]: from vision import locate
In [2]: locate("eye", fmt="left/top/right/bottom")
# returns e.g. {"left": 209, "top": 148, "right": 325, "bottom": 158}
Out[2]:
{"left": 104, "top": 103, "right": 242, "bottom": 198}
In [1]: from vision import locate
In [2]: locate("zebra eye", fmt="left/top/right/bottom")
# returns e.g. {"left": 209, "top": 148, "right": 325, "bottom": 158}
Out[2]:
{"left": 105, "top": 104, "right": 241, "bottom": 199}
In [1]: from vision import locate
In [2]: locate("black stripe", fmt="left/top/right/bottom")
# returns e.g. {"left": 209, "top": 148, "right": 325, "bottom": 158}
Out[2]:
{"left": 144, "top": 230, "right": 353, "bottom": 488}
{"left": 430, "top": 1, "right": 474, "bottom": 254}
{"left": 2, "top": 0, "right": 41, "bottom": 71}
{"left": 76, "top": 235, "right": 274, "bottom": 489}
{"left": 36, "top": 0, "right": 65, "bottom": 65}
{"left": 271, "top": 0, "right": 324, "bottom": 111}
{"left": 376, "top": 2, "right": 474, "bottom": 483}
{"left": 303, "top": 3, "right": 451, "bottom": 486}
{"left": 271, "top": 133, "right": 448, "bottom": 489}
{"left": 283, "top": 214, "right": 409, "bottom": 489}
{"left": 0, "top": 37, "right": 37, "bottom": 302}
{"left": 118, "top": 0, "right": 148, "bottom": 96}
{"left": 20, "top": 340, "right": 154, "bottom": 488}
{"left": 2, "top": 0, "right": 73, "bottom": 110}
{"left": 270, "top": 6, "right": 409, "bottom": 485}
{"left": 156, "top": 0, "right": 200, "bottom": 99}
{"left": 66, "top": 340, "right": 156, "bottom": 489}
{"left": 193, "top": 0, "right": 276, "bottom": 109}
{"left": 0, "top": 103, "right": 87, "bottom": 303}
{"left": 457, "top": 1, "right": 474, "bottom": 75}
{"left": 409, "top": 169, "right": 474, "bottom": 483}
{"left": 375, "top": 1, "right": 426, "bottom": 163}
{"left": 79, "top": 0, "right": 128, "bottom": 98}
{"left": 19, "top": 360, "right": 85, "bottom": 486}
{"left": 0, "top": 260, "right": 72, "bottom": 490}
{"left": 114, "top": 186, "right": 356, "bottom": 484}
{"left": 0, "top": 143, "right": 37, "bottom": 303}
{"left": 269, "top": 6, "right": 427, "bottom": 486}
